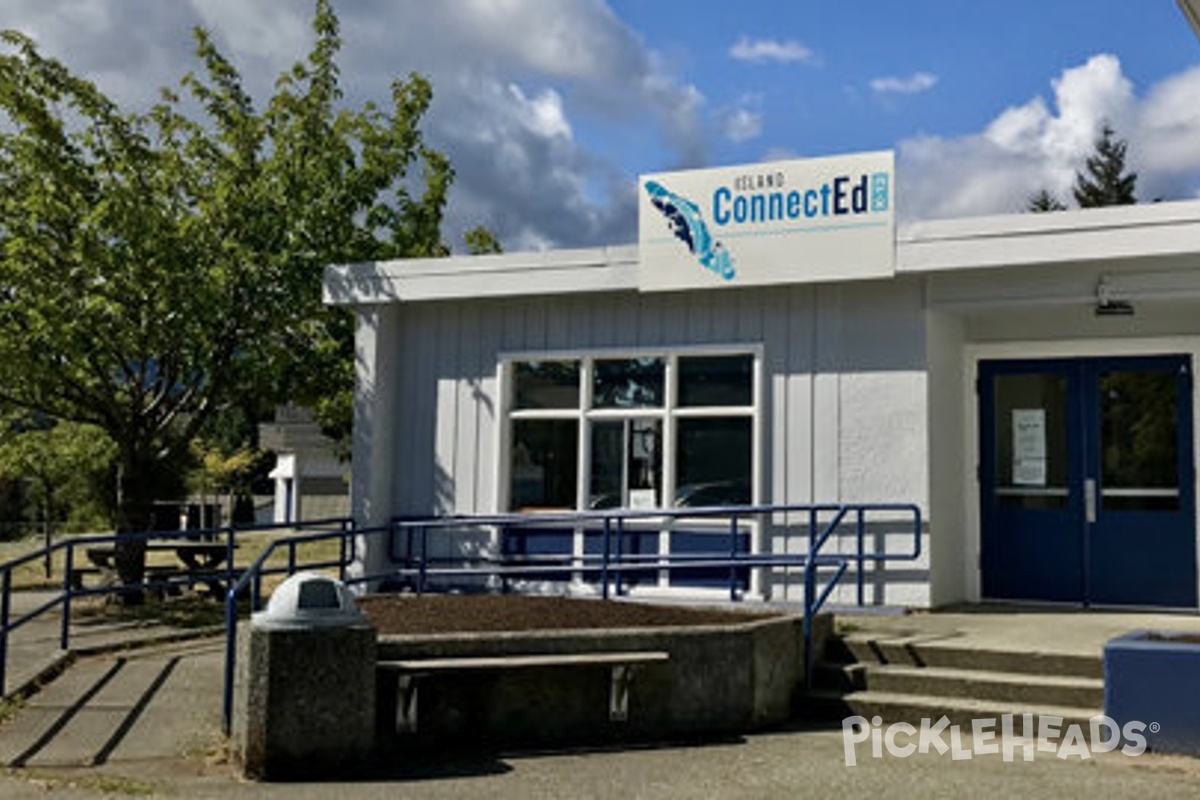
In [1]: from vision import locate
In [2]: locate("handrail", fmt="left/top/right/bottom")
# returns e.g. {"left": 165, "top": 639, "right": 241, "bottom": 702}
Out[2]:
{"left": 219, "top": 502, "right": 922, "bottom": 735}
{"left": 0, "top": 516, "right": 353, "bottom": 698}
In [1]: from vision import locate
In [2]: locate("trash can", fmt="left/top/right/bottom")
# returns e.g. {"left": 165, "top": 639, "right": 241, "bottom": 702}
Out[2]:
{"left": 237, "top": 572, "right": 376, "bottom": 779}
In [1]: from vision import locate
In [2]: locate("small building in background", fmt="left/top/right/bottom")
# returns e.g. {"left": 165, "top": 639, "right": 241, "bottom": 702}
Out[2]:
{"left": 259, "top": 405, "right": 349, "bottom": 524}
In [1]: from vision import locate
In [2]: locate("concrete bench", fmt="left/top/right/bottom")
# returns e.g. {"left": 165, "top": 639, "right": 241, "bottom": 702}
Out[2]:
{"left": 378, "top": 650, "right": 669, "bottom": 733}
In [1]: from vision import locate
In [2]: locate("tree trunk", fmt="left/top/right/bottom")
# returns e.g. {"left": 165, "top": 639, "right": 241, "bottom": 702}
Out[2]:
{"left": 114, "top": 452, "right": 182, "bottom": 605}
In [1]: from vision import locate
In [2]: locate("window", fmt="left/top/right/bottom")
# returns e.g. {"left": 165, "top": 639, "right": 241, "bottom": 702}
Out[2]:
{"left": 504, "top": 351, "right": 757, "bottom": 512}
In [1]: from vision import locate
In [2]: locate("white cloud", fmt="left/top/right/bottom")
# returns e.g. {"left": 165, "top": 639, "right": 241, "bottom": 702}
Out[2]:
{"left": 720, "top": 108, "right": 764, "bottom": 143}
{"left": 899, "top": 54, "right": 1200, "bottom": 220}
{"left": 870, "top": 72, "right": 938, "bottom": 95}
{"left": 0, "top": 0, "right": 706, "bottom": 251}
{"left": 729, "top": 36, "right": 819, "bottom": 65}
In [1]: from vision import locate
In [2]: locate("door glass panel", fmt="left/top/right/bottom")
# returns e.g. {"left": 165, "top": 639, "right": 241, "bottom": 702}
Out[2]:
{"left": 1099, "top": 370, "right": 1179, "bottom": 511}
{"left": 589, "top": 419, "right": 662, "bottom": 509}
{"left": 993, "top": 373, "right": 1069, "bottom": 510}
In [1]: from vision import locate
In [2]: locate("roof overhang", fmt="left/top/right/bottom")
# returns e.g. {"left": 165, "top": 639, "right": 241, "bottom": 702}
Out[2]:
{"left": 324, "top": 200, "right": 1200, "bottom": 307}
{"left": 1180, "top": 0, "right": 1200, "bottom": 39}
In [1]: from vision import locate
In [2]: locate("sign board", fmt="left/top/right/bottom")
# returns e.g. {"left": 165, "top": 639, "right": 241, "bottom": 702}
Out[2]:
{"left": 638, "top": 151, "right": 895, "bottom": 292}
{"left": 1012, "top": 408, "right": 1047, "bottom": 487}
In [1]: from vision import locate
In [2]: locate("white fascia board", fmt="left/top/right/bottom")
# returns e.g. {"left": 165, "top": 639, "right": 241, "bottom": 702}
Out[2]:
{"left": 897, "top": 199, "right": 1200, "bottom": 275}
{"left": 322, "top": 200, "right": 1200, "bottom": 307}
{"left": 324, "top": 245, "right": 639, "bottom": 305}
{"left": 1181, "top": 0, "right": 1200, "bottom": 39}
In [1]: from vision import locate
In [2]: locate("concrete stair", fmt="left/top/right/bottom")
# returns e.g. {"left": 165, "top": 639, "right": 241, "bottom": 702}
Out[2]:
{"left": 805, "top": 631, "right": 1106, "bottom": 731}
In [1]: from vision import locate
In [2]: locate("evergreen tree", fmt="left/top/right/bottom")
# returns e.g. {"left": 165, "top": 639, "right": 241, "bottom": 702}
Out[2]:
{"left": 1027, "top": 189, "right": 1067, "bottom": 212}
{"left": 1072, "top": 124, "right": 1137, "bottom": 207}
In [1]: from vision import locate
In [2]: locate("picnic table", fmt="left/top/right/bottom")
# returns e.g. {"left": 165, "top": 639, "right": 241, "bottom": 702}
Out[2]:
{"left": 82, "top": 540, "right": 238, "bottom": 596}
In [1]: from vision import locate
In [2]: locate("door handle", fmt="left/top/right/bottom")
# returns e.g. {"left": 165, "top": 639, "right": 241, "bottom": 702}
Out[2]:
{"left": 1084, "top": 478, "right": 1097, "bottom": 524}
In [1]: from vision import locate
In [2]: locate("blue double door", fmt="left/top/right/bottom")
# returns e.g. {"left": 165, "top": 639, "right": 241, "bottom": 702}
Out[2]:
{"left": 980, "top": 355, "right": 1197, "bottom": 608}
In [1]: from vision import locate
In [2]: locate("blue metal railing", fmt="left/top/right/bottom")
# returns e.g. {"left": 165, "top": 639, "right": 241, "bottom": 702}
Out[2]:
{"left": 0, "top": 517, "right": 354, "bottom": 699}
{"left": 219, "top": 502, "right": 922, "bottom": 735}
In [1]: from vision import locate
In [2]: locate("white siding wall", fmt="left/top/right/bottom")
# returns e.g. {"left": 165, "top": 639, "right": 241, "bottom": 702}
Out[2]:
{"left": 375, "top": 277, "right": 932, "bottom": 604}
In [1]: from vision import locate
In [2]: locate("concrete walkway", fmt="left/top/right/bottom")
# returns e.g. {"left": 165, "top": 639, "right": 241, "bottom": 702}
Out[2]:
{"left": 1, "top": 600, "right": 1199, "bottom": 797}
{"left": 832, "top": 603, "right": 1200, "bottom": 655}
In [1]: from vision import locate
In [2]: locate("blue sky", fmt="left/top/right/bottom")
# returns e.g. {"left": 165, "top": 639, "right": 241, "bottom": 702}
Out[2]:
{"left": 4, "top": 1, "right": 1200, "bottom": 251}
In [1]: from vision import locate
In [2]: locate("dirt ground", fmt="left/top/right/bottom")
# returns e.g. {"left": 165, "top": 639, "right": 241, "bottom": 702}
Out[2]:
{"left": 357, "top": 594, "right": 781, "bottom": 635}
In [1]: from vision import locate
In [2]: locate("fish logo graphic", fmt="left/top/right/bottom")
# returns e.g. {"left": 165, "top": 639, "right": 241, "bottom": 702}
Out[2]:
{"left": 644, "top": 180, "right": 735, "bottom": 281}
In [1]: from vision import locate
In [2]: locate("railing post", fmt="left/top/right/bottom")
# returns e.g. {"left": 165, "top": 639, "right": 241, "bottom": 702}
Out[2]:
{"left": 225, "top": 528, "right": 236, "bottom": 600}
{"left": 222, "top": 587, "right": 238, "bottom": 736}
{"left": 339, "top": 519, "right": 350, "bottom": 583}
{"left": 61, "top": 545, "right": 74, "bottom": 652}
{"left": 728, "top": 513, "right": 739, "bottom": 602}
{"left": 856, "top": 508, "right": 866, "bottom": 607}
{"left": 601, "top": 516, "right": 611, "bottom": 601}
{"left": 417, "top": 526, "right": 428, "bottom": 595}
{"left": 286, "top": 541, "right": 296, "bottom": 575}
{"left": 1, "top": 568, "right": 11, "bottom": 697}
{"left": 615, "top": 518, "right": 625, "bottom": 596}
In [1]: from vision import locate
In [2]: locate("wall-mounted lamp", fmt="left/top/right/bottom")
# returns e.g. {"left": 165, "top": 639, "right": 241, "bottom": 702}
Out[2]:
{"left": 1095, "top": 277, "right": 1135, "bottom": 317}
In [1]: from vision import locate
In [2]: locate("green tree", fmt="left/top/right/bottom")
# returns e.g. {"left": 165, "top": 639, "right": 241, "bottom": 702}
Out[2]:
{"left": 0, "top": 412, "right": 117, "bottom": 562}
{"left": 463, "top": 225, "right": 504, "bottom": 255}
{"left": 1073, "top": 124, "right": 1137, "bottom": 207}
{"left": 0, "top": 1, "right": 453, "bottom": 596}
{"left": 1027, "top": 189, "right": 1066, "bottom": 212}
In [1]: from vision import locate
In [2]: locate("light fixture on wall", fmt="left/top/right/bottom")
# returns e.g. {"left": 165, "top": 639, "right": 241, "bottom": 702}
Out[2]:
{"left": 1095, "top": 276, "right": 1135, "bottom": 317}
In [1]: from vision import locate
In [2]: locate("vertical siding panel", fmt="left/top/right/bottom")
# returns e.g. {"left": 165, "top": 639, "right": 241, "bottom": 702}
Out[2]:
{"left": 408, "top": 304, "right": 441, "bottom": 514}
{"left": 686, "top": 291, "right": 715, "bottom": 345}
{"left": 813, "top": 284, "right": 842, "bottom": 505}
{"left": 590, "top": 293, "right": 616, "bottom": 350}
{"left": 545, "top": 296, "right": 569, "bottom": 351}
{"left": 455, "top": 301, "right": 482, "bottom": 513}
{"left": 525, "top": 297, "right": 547, "bottom": 351}
{"left": 501, "top": 297, "right": 524, "bottom": 352}
{"left": 474, "top": 301, "right": 502, "bottom": 515}
{"left": 433, "top": 301, "right": 461, "bottom": 516}
{"left": 707, "top": 289, "right": 739, "bottom": 343}
{"left": 787, "top": 286, "right": 815, "bottom": 506}
{"left": 762, "top": 288, "right": 789, "bottom": 507}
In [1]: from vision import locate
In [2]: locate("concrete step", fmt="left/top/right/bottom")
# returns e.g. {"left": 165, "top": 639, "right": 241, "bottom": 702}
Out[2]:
{"left": 832, "top": 633, "right": 1103, "bottom": 679}
{"left": 818, "top": 662, "right": 1103, "bottom": 709}
{"left": 804, "top": 688, "right": 1103, "bottom": 733}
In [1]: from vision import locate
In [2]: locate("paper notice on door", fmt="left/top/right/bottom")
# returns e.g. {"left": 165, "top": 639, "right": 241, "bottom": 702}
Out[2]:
{"left": 1012, "top": 408, "right": 1047, "bottom": 486}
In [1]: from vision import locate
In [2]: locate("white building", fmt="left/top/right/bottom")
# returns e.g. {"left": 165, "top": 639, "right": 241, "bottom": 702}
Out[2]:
{"left": 325, "top": 151, "right": 1200, "bottom": 610}
{"left": 260, "top": 405, "right": 349, "bottom": 524}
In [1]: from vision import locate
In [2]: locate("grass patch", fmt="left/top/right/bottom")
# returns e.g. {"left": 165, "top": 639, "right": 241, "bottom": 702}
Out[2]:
{"left": 2, "top": 768, "right": 158, "bottom": 796}
{"left": 71, "top": 594, "right": 230, "bottom": 629}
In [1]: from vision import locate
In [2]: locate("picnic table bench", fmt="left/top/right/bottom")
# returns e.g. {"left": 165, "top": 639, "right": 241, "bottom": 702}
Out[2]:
{"left": 76, "top": 540, "right": 239, "bottom": 596}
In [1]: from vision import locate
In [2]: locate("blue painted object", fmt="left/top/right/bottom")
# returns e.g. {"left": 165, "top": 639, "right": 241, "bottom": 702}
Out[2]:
{"left": 1105, "top": 630, "right": 1200, "bottom": 755}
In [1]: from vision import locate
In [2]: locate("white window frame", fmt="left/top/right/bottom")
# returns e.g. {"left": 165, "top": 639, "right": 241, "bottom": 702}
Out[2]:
{"left": 495, "top": 344, "right": 764, "bottom": 595}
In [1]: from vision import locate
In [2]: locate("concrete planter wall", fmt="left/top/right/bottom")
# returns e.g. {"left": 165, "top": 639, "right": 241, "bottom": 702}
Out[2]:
{"left": 375, "top": 612, "right": 830, "bottom": 748}
{"left": 1104, "top": 630, "right": 1200, "bottom": 755}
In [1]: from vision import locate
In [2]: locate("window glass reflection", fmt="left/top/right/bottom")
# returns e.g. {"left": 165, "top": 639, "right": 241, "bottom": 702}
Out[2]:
{"left": 514, "top": 361, "right": 579, "bottom": 410}
{"left": 678, "top": 355, "right": 753, "bottom": 407}
{"left": 674, "top": 418, "right": 751, "bottom": 507}
{"left": 593, "top": 358, "right": 665, "bottom": 408}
